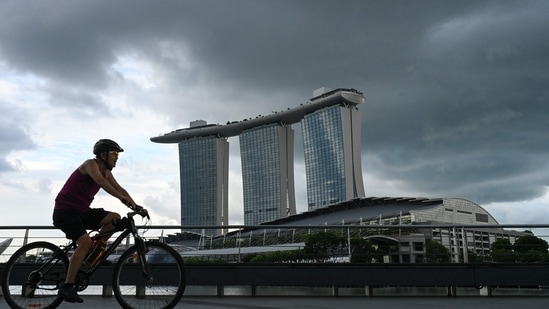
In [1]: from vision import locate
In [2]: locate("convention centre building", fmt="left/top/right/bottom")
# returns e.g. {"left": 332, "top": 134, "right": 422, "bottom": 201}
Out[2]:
{"left": 168, "top": 196, "right": 524, "bottom": 264}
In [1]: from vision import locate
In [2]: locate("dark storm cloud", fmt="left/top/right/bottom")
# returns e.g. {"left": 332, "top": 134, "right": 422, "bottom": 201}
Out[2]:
{"left": 146, "top": 0, "right": 483, "bottom": 93}
{"left": 361, "top": 1, "right": 549, "bottom": 203}
{"left": 0, "top": 1, "right": 478, "bottom": 98}
{"left": 0, "top": 1, "right": 115, "bottom": 88}
{"left": 0, "top": 0, "right": 548, "bottom": 205}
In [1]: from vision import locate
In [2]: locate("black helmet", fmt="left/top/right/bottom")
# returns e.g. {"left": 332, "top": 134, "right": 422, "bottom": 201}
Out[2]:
{"left": 93, "top": 139, "right": 124, "bottom": 155}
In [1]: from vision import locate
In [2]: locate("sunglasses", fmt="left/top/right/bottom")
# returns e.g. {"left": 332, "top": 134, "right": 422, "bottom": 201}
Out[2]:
{"left": 109, "top": 151, "right": 120, "bottom": 158}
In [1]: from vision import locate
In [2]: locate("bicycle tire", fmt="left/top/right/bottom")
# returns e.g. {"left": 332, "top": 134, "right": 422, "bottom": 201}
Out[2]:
{"left": 2, "top": 241, "right": 69, "bottom": 309}
{"left": 112, "top": 241, "right": 186, "bottom": 309}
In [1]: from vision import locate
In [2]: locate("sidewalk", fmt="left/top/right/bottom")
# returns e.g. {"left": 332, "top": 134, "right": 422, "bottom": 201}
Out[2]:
{"left": 2, "top": 295, "right": 549, "bottom": 309}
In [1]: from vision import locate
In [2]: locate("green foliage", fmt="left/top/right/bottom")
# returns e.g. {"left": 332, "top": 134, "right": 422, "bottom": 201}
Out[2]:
{"left": 490, "top": 235, "right": 549, "bottom": 263}
{"left": 521, "top": 249, "right": 548, "bottom": 263}
{"left": 514, "top": 235, "right": 548, "bottom": 262}
{"left": 513, "top": 235, "right": 548, "bottom": 254}
{"left": 248, "top": 249, "right": 305, "bottom": 263}
{"left": 303, "top": 231, "right": 345, "bottom": 262}
{"left": 349, "top": 237, "right": 377, "bottom": 263}
{"left": 491, "top": 239, "right": 513, "bottom": 251}
{"left": 490, "top": 238, "right": 516, "bottom": 262}
{"left": 466, "top": 250, "right": 482, "bottom": 263}
{"left": 248, "top": 233, "right": 381, "bottom": 263}
{"left": 249, "top": 233, "right": 388, "bottom": 264}
{"left": 490, "top": 248, "right": 517, "bottom": 263}
{"left": 425, "top": 241, "right": 450, "bottom": 263}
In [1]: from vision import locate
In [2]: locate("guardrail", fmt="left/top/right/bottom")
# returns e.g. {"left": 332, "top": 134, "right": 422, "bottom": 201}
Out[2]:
{"left": 1, "top": 224, "right": 549, "bottom": 297}
{"left": 1, "top": 262, "right": 549, "bottom": 297}
{"left": 183, "top": 262, "right": 549, "bottom": 296}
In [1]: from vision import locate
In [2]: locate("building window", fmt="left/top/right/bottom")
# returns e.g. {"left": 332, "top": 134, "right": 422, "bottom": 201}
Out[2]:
{"left": 475, "top": 213, "right": 489, "bottom": 223}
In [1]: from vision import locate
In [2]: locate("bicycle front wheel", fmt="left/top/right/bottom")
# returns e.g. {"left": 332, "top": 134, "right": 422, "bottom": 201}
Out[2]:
{"left": 1, "top": 241, "right": 69, "bottom": 309}
{"left": 113, "top": 241, "right": 186, "bottom": 309}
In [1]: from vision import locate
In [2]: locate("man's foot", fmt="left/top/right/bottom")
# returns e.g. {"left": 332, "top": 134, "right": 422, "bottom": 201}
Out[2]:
{"left": 58, "top": 286, "right": 84, "bottom": 303}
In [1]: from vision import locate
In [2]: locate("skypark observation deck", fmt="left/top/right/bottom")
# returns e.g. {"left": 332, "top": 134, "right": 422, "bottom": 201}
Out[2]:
{"left": 150, "top": 88, "right": 365, "bottom": 143}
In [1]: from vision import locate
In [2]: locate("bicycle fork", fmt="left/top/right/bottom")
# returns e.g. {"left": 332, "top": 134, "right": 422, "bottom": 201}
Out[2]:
{"left": 135, "top": 237, "right": 153, "bottom": 281}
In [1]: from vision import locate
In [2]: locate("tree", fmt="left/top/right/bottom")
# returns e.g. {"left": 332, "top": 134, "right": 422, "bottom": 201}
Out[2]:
{"left": 490, "top": 236, "right": 549, "bottom": 263}
{"left": 466, "top": 250, "right": 482, "bottom": 263}
{"left": 513, "top": 235, "right": 548, "bottom": 263}
{"left": 513, "top": 235, "right": 548, "bottom": 254}
{"left": 491, "top": 238, "right": 513, "bottom": 251}
{"left": 248, "top": 249, "right": 305, "bottom": 263}
{"left": 425, "top": 241, "right": 450, "bottom": 263}
{"left": 349, "top": 237, "right": 376, "bottom": 263}
{"left": 490, "top": 238, "right": 516, "bottom": 262}
{"left": 303, "top": 231, "right": 344, "bottom": 262}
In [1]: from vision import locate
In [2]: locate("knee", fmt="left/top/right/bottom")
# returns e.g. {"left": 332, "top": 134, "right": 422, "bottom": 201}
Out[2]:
{"left": 101, "top": 213, "right": 121, "bottom": 229}
{"left": 77, "top": 235, "right": 93, "bottom": 251}
{"left": 107, "top": 212, "right": 121, "bottom": 223}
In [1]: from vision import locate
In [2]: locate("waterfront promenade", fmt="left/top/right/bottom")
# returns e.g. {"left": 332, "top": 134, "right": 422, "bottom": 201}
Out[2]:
{"left": 2, "top": 295, "right": 549, "bottom": 309}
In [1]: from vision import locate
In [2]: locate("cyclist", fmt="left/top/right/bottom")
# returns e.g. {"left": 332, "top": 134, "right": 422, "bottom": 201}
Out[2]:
{"left": 52, "top": 139, "right": 137, "bottom": 303}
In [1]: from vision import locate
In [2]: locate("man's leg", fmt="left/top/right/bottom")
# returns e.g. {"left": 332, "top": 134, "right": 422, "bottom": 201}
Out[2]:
{"left": 58, "top": 233, "right": 91, "bottom": 303}
{"left": 98, "top": 212, "right": 121, "bottom": 239}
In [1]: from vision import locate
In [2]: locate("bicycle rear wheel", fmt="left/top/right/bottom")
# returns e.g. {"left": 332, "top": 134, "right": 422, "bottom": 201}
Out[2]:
{"left": 113, "top": 241, "right": 186, "bottom": 309}
{"left": 2, "top": 241, "right": 69, "bottom": 309}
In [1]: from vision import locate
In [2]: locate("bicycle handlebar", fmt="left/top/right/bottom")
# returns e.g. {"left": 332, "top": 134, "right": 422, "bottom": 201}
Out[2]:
{"left": 128, "top": 205, "right": 150, "bottom": 220}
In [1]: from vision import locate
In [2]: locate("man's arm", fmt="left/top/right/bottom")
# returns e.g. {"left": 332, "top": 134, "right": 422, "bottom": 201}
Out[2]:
{"left": 82, "top": 159, "right": 136, "bottom": 208}
{"left": 105, "top": 170, "right": 137, "bottom": 208}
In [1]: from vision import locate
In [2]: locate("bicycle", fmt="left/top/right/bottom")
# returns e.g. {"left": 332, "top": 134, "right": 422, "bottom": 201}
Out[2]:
{"left": 1, "top": 205, "right": 186, "bottom": 309}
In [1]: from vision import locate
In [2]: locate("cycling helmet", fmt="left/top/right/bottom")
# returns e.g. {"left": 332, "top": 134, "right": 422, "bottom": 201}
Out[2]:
{"left": 93, "top": 139, "right": 124, "bottom": 155}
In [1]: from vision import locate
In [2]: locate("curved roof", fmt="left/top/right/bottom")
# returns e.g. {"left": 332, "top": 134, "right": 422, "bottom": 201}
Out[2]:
{"left": 150, "top": 88, "right": 365, "bottom": 143}
{"left": 254, "top": 197, "right": 498, "bottom": 227}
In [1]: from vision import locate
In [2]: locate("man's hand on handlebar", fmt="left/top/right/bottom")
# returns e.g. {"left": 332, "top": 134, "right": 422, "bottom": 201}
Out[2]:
{"left": 128, "top": 204, "right": 150, "bottom": 220}
{"left": 137, "top": 205, "right": 150, "bottom": 219}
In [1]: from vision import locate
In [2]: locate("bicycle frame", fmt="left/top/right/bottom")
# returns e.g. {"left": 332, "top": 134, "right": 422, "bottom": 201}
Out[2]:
{"left": 35, "top": 208, "right": 152, "bottom": 289}
{"left": 85, "top": 210, "right": 151, "bottom": 280}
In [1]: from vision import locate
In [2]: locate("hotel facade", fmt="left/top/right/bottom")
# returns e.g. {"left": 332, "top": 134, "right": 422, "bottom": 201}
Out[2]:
{"left": 151, "top": 88, "right": 366, "bottom": 233}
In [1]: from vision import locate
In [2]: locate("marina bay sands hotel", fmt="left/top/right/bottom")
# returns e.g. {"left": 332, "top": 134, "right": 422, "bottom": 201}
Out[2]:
{"left": 151, "top": 88, "right": 366, "bottom": 234}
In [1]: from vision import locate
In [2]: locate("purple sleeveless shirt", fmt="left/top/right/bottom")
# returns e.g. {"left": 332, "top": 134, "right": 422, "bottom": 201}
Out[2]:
{"left": 54, "top": 169, "right": 102, "bottom": 213}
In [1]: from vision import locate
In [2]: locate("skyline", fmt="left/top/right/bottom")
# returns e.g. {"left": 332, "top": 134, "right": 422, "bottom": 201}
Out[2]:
{"left": 1, "top": 1, "right": 549, "bottom": 227}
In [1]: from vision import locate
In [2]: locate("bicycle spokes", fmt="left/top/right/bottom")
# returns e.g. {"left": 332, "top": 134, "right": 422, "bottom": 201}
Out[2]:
{"left": 2, "top": 241, "right": 69, "bottom": 309}
{"left": 113, "top": 241, "right": 186, "bottom": 309}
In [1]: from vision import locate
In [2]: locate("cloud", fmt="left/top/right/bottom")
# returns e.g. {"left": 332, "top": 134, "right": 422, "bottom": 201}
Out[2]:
{"left": 359, "top": 1, "right": 549, "bottom": 205}
{"left": 0, "top": 103, "right": 35, "bottom": 172}
{"left": 36, "top": 178, "right": 52, "bottom": 195}
{"left": 0, "top": 0, "right": 548, "bottom": 226}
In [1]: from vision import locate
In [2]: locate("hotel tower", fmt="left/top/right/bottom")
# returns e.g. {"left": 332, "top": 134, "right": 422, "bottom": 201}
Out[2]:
{"left": 151, "top": 88, "right": 365, "bottom": 234}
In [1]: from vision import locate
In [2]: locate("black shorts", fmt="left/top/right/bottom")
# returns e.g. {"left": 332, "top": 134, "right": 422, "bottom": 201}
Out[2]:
{"left": 52, "top": 208, "right": 110, "bottom": 241}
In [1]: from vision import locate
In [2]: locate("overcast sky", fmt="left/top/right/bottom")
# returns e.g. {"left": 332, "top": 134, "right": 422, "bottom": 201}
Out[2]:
{"left": 1, "top": 0, "right": 549, "bottom": 229}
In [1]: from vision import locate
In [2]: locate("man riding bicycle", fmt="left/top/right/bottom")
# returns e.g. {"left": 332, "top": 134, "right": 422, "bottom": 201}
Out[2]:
{"left": 52, "top": 139, "right": 137, "bottom": 303}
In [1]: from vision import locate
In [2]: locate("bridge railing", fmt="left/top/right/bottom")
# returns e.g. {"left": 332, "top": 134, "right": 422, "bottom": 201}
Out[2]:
{"left": 1, "top": 224, "right": 549, "bottom": 297}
